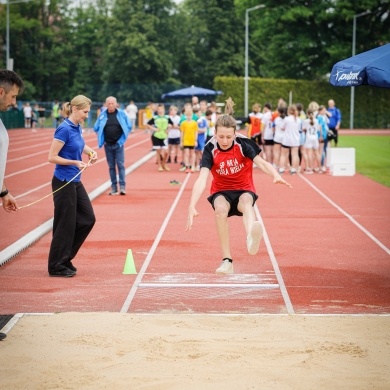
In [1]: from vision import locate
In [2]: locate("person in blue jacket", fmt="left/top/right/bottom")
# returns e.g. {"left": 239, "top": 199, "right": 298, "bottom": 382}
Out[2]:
{"left": 327, "top": 99, "right": 342, "bottom": 147}
{"left": 93, "top": 96, "right": 132, "bottom": 195}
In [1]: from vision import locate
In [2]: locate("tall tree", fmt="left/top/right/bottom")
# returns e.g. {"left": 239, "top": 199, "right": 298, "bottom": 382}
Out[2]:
{"left": 176, "top": 0, "right": 244, "bottom": 87}
{"left": 235, "top": 0, "right": 390, "bottom": 79}
{"left": 100, "top": 0, "right": 178, "bottom": 100}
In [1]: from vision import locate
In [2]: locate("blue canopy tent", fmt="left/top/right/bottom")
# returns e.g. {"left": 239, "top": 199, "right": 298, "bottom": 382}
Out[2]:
{"left": 329, "top": 43, "right": 390, "bottom": 88}
{"left": 161, "top": 85, "right": 222, "bottom": 99}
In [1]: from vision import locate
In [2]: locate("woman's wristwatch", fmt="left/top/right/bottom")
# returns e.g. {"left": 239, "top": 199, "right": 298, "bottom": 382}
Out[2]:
{"left": 0, "top": 189, "right": 9, "bottom": 198}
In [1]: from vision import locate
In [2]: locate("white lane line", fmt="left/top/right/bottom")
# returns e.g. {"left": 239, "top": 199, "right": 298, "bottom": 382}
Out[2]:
{"left": 123, "top": 312, "right": 390, "bottom": 317}
{"left": 5, "top": 162, "right": 49, "bottom": 178}
{"left": 8, "top": 149, "right": 50, "bottom": 163}
{"left": 138, "top": 283, "right": 279, "bottom": 288}
{"left": 8, "top": 140, "right": 53, "bottom": 153}
{"left": 254, "top": 205, "right": 295, "bottom": 314}
{"left": 14, "top": 182, "right": 51, "bottom": 200}
{"left": 299, "top": 174, "right": 390, "bottom": 256}
{"left": 120, "top": 173, "right": 192, "bottom": 313}
{"left": 0, "top": 313, "right": 54, "bottom": 335}
{"left": 0, "top": 313, "right": 24, "bottom": 334}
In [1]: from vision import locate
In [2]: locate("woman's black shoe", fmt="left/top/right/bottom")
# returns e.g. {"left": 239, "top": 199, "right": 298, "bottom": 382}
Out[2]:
{"left": 49, "top": 269, "right": 76, "bottom": 277}
{"left": 66, "top": 262, "right": 77, "bottom": 272}
{"left": 0, "top": 332, "right": 7, "bottom": 341}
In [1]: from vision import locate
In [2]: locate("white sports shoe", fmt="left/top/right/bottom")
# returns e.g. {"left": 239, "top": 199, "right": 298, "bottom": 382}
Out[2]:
{"left": 247, "top": 221, "right": 263, "bottom": 255}
{"left": 215, "top": 259, "right": 234, "bottom": 274}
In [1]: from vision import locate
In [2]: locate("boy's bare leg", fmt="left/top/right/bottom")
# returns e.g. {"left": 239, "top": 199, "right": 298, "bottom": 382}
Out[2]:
{"left": 213, "top": 196, "right": 232, "bottom": 260}
{"left": 238, "top": 193, "right": 263, "bottom": 255}
{"left": 238, "top": 193, "right": 256, "bottom": 236}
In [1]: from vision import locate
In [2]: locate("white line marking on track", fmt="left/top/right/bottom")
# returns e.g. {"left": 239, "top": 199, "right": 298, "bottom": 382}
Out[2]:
{"left": 138, "top": 283, "right": 279, "bottom": 288}
{"left": 14, "top": 182, "right": 51, "bottom": 200}
{"left": 5, "top": 162, "right": 49, "bottom": 178}
{"left": 0, "top": 313, "right": 54, "bottom": 335}
{"left": 254, "top": 205, "right": 295, "bottom": 314}
{"left": 120, "top": 173, "right": 192, "bottom": 313}
{"left": 299, "top": 174, "right": 390, "bottom": 255}
{"left": 8, "top": 149, "right": 49, "bottom": 163}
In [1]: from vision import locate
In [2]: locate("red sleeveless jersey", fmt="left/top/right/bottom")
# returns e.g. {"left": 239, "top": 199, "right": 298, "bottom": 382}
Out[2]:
{"left": 201, "top": 134, "right": 261, "bottom": 195}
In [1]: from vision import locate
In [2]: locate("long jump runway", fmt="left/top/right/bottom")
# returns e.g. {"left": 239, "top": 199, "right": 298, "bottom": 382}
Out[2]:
{"left": 0, "top": 128, "right": 389, "bottom": 315}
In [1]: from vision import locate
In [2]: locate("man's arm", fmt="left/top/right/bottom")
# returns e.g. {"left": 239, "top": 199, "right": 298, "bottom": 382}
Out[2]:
{"left": 336, "top": 108, "right": 342, "bottom": 129}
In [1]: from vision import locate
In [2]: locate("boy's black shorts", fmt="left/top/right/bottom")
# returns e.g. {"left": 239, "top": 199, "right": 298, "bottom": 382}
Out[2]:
{"left": 208, "top": 190, "right": 258, "bottom": 217}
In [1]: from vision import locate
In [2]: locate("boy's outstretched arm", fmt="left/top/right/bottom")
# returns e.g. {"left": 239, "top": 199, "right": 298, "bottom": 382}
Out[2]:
{"left": 253, "top": 155, "right": 293, "bottom": 188}
{"left": 185, "top": 168, "right": 210, "bottom": 231}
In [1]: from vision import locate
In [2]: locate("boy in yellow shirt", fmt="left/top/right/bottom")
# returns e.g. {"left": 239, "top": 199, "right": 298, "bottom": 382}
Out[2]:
{"left": 180, "top": 104, "right": 198, "bottom": 173}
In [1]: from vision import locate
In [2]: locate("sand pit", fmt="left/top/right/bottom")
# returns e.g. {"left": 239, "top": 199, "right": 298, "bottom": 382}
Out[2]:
{"left": 0, "top": 313, "right": 389, "bottom": 389}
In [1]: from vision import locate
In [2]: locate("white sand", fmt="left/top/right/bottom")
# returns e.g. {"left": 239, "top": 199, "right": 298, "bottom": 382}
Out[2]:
{"left": 0, "top": 313, "right": 389, "bottom": 389}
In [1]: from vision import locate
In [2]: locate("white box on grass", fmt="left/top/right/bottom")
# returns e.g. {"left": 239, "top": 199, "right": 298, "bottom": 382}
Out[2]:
{"left": 327, "top": 148, "right": 355, "bottom": 176}
{"left": 331, "top": 163, "right": 355, "bottom": 176}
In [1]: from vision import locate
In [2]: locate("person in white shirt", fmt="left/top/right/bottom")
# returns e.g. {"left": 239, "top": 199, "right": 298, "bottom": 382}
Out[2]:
{"left": 0, "top": 70, "right": 24, "bottom": 215}
{"left": 205, "top": 102, "right": 218, "bottom": 143}
{"left": 0, "top": 71, "right": 24, "bottom": 340}
{"left": 23, "top": 102, "right": 32, "bottom": 128}
{"left": 261, "top": 103, "right": 274, "bottom": 164}
{"left": 167, "top": 105, "right": 181, "bottom": 164}
{"left": 279, "top": 105, "right": 302, "bottom": 175}
{"left": 272, "top": 106, "right": 287, "bottom": 170}
{"left": 302, "top": 109, "right": 322, "bottom": 174}
{"left": 125, "top": 100, "right": 138, "bottom": 130}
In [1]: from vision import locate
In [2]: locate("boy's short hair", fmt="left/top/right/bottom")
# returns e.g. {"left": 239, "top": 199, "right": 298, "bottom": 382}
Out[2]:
{"left": 205, "top": 109, "right": 213, "bottom": 116}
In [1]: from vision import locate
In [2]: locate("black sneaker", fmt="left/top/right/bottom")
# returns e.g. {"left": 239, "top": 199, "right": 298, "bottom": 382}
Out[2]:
{"left": 120, "top": 188, "right": 126, "bottom": 195}
{"left": 49, "top": 268, "right": 76, "bottom": 277}
{"left": 66, "top": 262, "right": 77, "bottom": 272}
{"left": 0, "top": 332, "right": 6, "bottom": 341}
{"left": 109, "top": 191, "right": 119, "bottom": 196}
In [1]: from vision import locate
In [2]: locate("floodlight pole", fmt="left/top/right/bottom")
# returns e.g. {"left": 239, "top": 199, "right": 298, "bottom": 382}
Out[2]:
{"left": 350, "top": 10, "right": 371, "bottom": 129}
{"left": 6, "top": 0, "right": 10, "bottom": 69}
{"left": 244, "top": 4, "right": 265, "bottom": 117}
{"left": 6, "top": 0, "right": 37, "bottom": 70}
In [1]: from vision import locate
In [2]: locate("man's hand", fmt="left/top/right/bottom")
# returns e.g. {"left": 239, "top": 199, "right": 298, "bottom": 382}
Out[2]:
{"left": 2, "top": 193, "right": 18, "bottom": 212}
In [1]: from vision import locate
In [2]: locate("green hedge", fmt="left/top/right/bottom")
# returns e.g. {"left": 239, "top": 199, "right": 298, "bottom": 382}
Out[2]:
{"left": 0, "top": 110, "right": 24, "bottom": 129}
{"left": 213, "top": 76, "right": 390, "bottom": 129}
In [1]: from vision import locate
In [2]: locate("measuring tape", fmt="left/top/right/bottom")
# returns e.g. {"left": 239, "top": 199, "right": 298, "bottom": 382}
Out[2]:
{"left": 17, "top": 154, "right": 94, "bottom": 210}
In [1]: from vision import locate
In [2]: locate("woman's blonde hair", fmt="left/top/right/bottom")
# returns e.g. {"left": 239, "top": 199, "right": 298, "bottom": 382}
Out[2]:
{"left": 288, "top": 104, "right": 298, "bottom": 119}
{"left": 62, "top": 95, "right": 92, "bottom": 118}
{"left": 215, "top": 97, "right": 236, "bottom": 131}
{"left": 308, "top": 101, "right": 319, "bottom": 112}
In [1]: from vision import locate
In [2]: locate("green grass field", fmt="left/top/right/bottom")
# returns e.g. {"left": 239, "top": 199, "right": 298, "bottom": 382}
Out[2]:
{"left": 337, "top": 135, "right": 390, "bottom": 187}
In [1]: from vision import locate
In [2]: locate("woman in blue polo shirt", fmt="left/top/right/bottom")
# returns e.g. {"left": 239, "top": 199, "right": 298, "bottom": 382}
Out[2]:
{"left": 47, "top": 95, "right": 97, "bottom": 277}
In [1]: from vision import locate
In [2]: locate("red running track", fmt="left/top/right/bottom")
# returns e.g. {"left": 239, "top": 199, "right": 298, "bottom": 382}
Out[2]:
{"left": 0, "top": 128, "right": 389, "bottom": 315}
